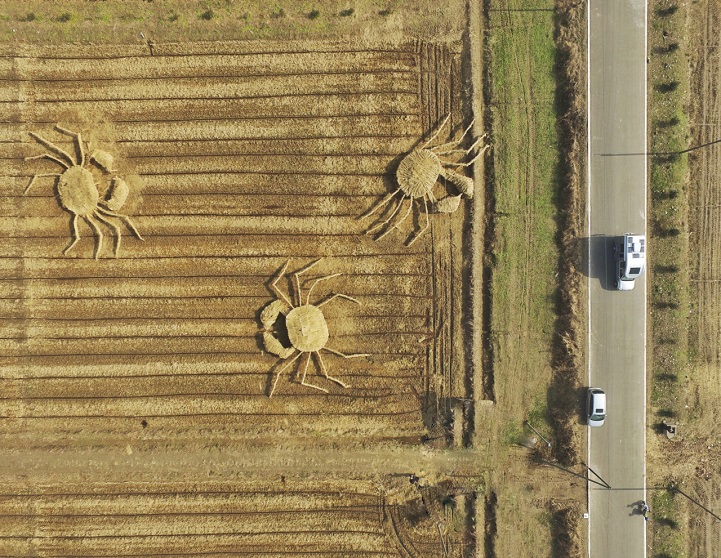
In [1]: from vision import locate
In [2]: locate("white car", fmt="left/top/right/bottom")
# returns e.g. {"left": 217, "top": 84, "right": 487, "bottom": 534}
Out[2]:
{"left": 587, "top": 388, "right": 607, "bottom": 427}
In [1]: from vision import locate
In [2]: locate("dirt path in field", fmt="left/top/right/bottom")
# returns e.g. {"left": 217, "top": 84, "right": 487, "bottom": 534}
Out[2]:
{"left": 0, "top": 445, "right": 484, "bottom": 483}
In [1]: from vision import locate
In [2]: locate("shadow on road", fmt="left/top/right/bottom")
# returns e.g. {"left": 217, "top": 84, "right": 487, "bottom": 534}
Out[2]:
{"left": 627, "top": 500, "right": 645, "bottom": 517}
{"left": 578, "top": 235, "right": 616, "bottom": 290}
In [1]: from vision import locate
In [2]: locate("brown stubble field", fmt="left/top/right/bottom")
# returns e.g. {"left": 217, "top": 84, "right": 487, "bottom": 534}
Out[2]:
{"left": 0, "top": 8, "right": 482, "bottom": 556}
{"left": 1, "top": 478, "right": 471, "bottom": 556}
{"left": 1, "top": 40, "right": 458, "bottom": 445}
{"left": 684, "top": 0, "right": 721, "bottom": 554}
{"left": 647, "top": 0, "right": 721, "bottom": 556}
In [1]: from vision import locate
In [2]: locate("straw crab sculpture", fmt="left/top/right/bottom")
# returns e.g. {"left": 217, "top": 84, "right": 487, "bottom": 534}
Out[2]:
{"left": 259, "top": 259, "right": 369, "bottom": 397}
{"left": 361, "top": 115, "right": 489, "bottom": 245}
{"left": 24, "top": 125, "right": 143, "bottom": 258}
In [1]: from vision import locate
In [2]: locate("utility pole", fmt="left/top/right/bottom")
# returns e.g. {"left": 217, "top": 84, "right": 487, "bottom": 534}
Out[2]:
{"left": 525, "top": 420, "right": 551, "bottom": 448}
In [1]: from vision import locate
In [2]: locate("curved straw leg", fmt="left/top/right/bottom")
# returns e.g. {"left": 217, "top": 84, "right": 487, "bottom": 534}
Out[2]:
{"left": 360, "top": 188, "right": 401, "bottom": 221}
{"left": 324, "top": 347, "right": 370, "bottom": 359}
{"left": 94, "top": 211, "right": 122, "bottom": 257}
{"left": 421, "top": 114, "right": 451, "bottom": 149}
{"left": 28, "top": 132, "right": 76, "bottom": 167}
{"left": 428, "top": 118, "right": 476, "bottom": 151}
{"left": 305, "top": 273, "right": 342, "bottom": 305}
{"left": 268, "top": 260, "right": 293, "bottom": 308}
{"left": 433, "top": 135, "right": 484, "bottom": 156}
{"left": 24, "top": 173, "right": 59, "bottom": 194}
{"left": 367, "top": 194, "right": 404, "bottom": 236}
{"left": 269, "top": 350, "right": 302, "bottom": 397}
{"left": 407, "top": 196, "right": 430, "bottom": 247}
{"left": 24, "top": 154, "right": 69, "bottom": 170}
{"left": 55, "top": 125, "right": 87, "bottom": 167}
{"left": 96, "top": 207, "right": 144, "bottom": 240}
{"left": 63, "top": 214, "right": 81, "bottom": 255}
{"left": 295, "top": 258, "right": 323, "bottom": 277}
{"left": 376, "top": 196, "right": 413, "bottom": 240}
{"left": 299, "top": 352, "right": 328, "bottom": 393}
{"left": 441, "top": 144, "right": 491, "bottom": 168}
{"left": 84, "top": 215, "right": 104, "bottom": 259}
{"left": 317, "top": 293, "right": 361, "bottom": 307}
{"left": 315, "top": 351, "right": 349, "bottom": 388}
{"left": 293, "top": 258, "right": 325, "bottom": 307}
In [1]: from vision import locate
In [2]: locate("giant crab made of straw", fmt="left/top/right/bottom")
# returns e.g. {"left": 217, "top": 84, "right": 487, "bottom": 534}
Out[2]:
{"left": 360, "top": 114, "right": 489, "bottom": 245}
{"left": 259, "top": 259, "right": 370, "bottom": 397}
{"left": 24, "top": 125, "right": 143, "bottom": 258}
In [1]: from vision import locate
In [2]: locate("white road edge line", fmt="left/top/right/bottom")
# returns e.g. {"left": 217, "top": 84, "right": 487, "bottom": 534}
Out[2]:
{"left": 643, "top": 0, "right": 649, "bottom": 555}
{"left": 586, "top": 2, "right": 592, "bottom": 558}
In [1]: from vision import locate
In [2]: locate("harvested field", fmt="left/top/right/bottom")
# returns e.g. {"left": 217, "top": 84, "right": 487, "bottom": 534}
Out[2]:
{"left": 0, "top": 1, "right": 588, "bottom": 556}
{"left": 0, "top": 479, "right": 463, "bottom": 557}
{"left": 647, "top": 0, "right": 721, "bottom": 556}
{"left": 683, "top": 0, "right": 721, "bottom": 555}
{"left": 0, "top": 33, "right": 478, "bottom": 557}
{"left": 1, "top": 39, "right": 471, "bottom": 450}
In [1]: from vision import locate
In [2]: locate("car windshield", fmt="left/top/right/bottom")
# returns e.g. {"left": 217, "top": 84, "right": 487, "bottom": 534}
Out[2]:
{"left": 590, "top": 412, "right": 605, "bottom": 420}
{"left": 630, "top": 267, "right": 641, "bottom": 274}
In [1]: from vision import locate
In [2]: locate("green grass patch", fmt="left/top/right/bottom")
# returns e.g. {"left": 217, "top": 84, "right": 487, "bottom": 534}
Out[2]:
{"left": 0, "top": 1, "right": 459, "bottom": 44}
{"left": 500, "top": 397, "right": 550, "bottom": 447}
{"left": 486, "top": 0, "right": 560, "bottom": 427}
{"left": 648, "top": 0, "right": 690, "bottom": 415}
{"left": 500, "top": 419, "right": 525, "bottom": 446}
{"left": 526, "top": 397, "right": 550, "bottom": 430}
{"left": 651, "top": 490, "right": 685, "bottom": 557}
{"left": 648, "top": 0, "right": 691, "bottom": 555}
{"left": 270, "top": 5, "right": 286, "bottom": 19}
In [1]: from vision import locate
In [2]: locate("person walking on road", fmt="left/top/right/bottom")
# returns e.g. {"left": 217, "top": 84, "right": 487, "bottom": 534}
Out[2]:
{"left": 641, "top": 501, "right": 650, "bottom": 521}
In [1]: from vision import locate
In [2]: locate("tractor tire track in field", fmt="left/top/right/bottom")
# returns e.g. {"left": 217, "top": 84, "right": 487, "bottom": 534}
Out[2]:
{"left": 687, "top": 1, "right": 721, "bottom": 557}
{"left": 689, "top": 0, "right": 721, "bottom": 365}
{"left": 498, "top": 0, "right": 536, "bottom": 382}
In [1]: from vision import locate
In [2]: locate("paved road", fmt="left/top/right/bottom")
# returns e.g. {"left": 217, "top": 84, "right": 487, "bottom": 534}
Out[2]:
{"left": 587, "top": 1, "right": 648, "bottom": 557}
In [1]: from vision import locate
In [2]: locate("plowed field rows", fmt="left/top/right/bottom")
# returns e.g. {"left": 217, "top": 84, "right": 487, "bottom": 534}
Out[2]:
{"left": 0, "top": 480, "right": 450, "bottom": 557}
{"left": 0, "top": 38, "right": 473, "bottom": 556}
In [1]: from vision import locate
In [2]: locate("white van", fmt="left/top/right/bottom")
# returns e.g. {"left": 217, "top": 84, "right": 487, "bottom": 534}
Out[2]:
{"left": 614, "top": 234, "right": 646, "bottom": 291}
